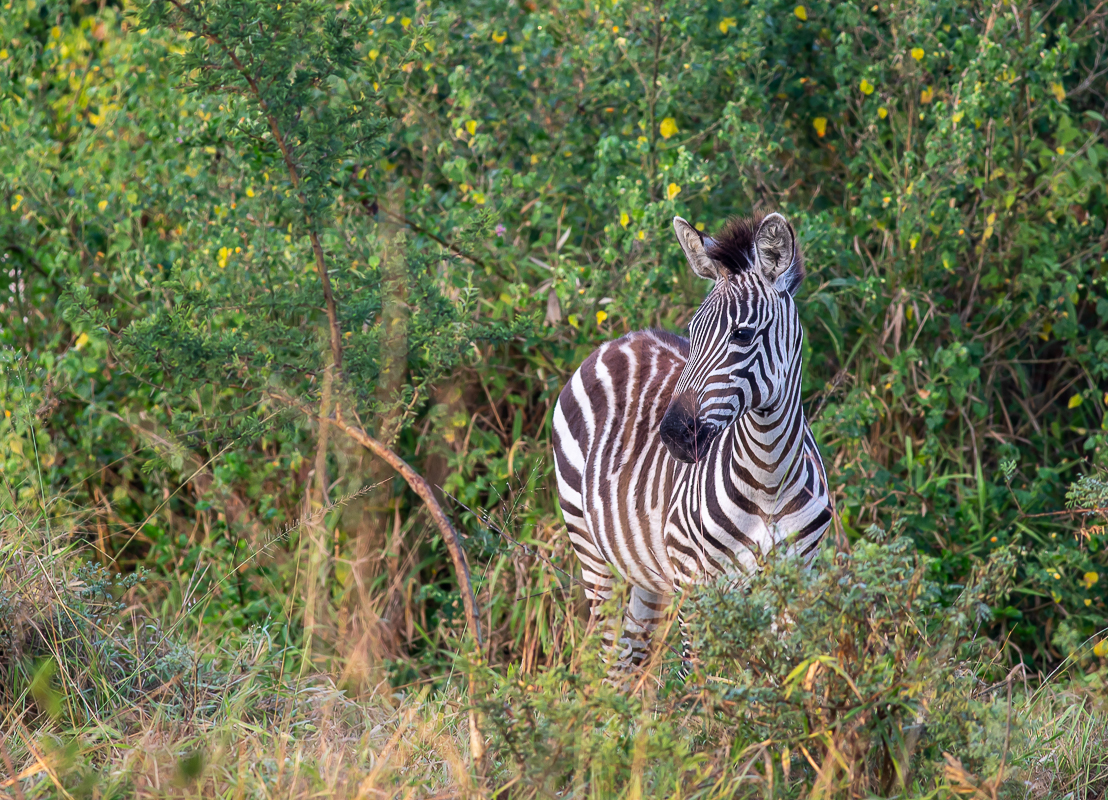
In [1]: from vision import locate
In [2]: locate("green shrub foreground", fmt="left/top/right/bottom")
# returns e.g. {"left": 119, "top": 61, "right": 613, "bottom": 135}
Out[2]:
{"left": 2, "top": 0, "right": 1108, "bottom": 795}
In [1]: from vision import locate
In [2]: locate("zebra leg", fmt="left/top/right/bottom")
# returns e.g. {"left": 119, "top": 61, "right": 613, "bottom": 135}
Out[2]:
{"left": 676, "top": 609, "right": 694, "bottom": 679}
{"left": 611, "top": 586, "right": 668, "bottom": 671}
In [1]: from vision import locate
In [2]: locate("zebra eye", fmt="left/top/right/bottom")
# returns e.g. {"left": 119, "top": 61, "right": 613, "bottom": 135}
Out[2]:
{"left": 731, "top": 327, "right": 755, "bottom": 345}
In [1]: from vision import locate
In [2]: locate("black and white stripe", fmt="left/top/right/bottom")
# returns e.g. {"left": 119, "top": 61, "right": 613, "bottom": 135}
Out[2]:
{"left": 552, "top": 212, "right": 833, "bottom": 668}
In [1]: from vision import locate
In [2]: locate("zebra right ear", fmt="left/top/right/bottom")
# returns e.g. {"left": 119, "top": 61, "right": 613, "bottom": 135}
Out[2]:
{"left": 673, "top": 217, "right": 721, "bottom": 280}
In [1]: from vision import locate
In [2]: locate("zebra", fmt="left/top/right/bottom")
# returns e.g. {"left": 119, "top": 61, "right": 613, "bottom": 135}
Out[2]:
{"left": 551, "top": 211, "right": 833, "bottom": 669}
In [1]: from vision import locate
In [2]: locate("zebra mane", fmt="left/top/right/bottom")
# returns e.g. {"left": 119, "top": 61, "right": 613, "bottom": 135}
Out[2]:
{"left": 704, "top": 214, "right": 805, "bottom": 288}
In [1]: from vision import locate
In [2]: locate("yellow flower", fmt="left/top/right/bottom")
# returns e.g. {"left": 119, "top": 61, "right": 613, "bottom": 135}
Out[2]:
{"left": 0, "top": 49, "right": 8, "bottom": 59}
{"left": 719, "top": 16, "right": 738, "bottom": 32}
{"left": 952, "top": 110, "right": 964, "bottom": 123}
{"left": 1056, "top": 146, "right": 1065, "bottom": 155}
{"left": 465, "top": 119, "right": 478, "bottom": 135}
{"left": 386, "top": 15, "right": 395, "bottom": 23}
{"left": 74, "top": 333, "right": 90, "bottom": 351}
{"left": 666, "top": 182, "right": 681, "bottom": 200}
{"left": 400, "top": 16, "right": 411, "bottom": 29}
{"left": 1051, "top": 82, "right": 1065, "bottom": 102}
{"left": 217, "top": 246, "right": 230, "bottom": 268}
{"left": 472, "top": 192, "right": 486, "bottom": 205}
{"left": 794, "top": 6, "right": 807, "bottom": 20}
{"left": 97, "top": 200, "right": 108, "bottom": 211}
{"left": 659, "top": 117, "right": 678, "bottom": 139}
{"left": 637, "top": 230, "right": 645, "bottom": 240}
{"left": 368, "top": 48, "right": 379, "bottom": 61}
{"left": 619, "top": 212, "right": 629, "bottom": 228}
{"left": 1096, "top": 640, "right": 1108, "bottom": 658}
{"left": 878, "top": 107, "right": 888, "bottom": 119}
{"left": 1082, "top": 572, "right": 1099, "bottom": 589}
{"left": 920, "top": 87, "right": 934, "bottom": 104}
{"left": 51, "top": 25, "right": 61, "bottom": 39}
{"left": 911, "top": 47, "right": 924, "bottom": 61}
{"left": 530, "top": 154, "right": 539, "bottom": 164}
{"left": 859, "top": 78, "right": 874, "bottom": 95}
{"left": 596, "top": 310, "right": 608, "bottom": 325}
{"left": 1086, "top": 599, "right": 1094, "bottom": 606}
{"left": 812, "top": 117, "right": 827, "bottom": 137}
{"left": 695, "top": 222, "right": 705, "bottom": 231}
{"left": 492, "top": 31, "right": 507, "bottom": 43}
{"left": 246, "top": 187, "right": 255, "bottom": 197}
{"left": 1069, "top": 394, "right": 1083, "bottom": 409}
{"left": 10, "top": 194, "right": 22, "bottom": 211}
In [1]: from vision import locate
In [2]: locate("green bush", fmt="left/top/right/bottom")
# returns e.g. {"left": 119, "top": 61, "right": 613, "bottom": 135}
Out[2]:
{"left": 479, "top": 534, "right": 1025, "bottom": 797}
{"left": 2, "top": 0, "right": 1106, "bottom": 680}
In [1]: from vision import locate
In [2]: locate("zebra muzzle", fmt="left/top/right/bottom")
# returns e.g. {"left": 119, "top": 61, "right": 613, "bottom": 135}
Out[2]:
{"left": 660, "top": 391, "right": 718, "bottom": 464}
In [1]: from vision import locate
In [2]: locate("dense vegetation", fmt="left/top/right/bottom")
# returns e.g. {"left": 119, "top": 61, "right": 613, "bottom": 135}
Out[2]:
{"left": 2, "top": 0, "right": 1107, "bottom": 796}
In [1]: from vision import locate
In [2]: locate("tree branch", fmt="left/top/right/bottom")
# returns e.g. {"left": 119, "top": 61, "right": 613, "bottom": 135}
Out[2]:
{"left": 265, "top": 390, "right": 483, "bottom": 647}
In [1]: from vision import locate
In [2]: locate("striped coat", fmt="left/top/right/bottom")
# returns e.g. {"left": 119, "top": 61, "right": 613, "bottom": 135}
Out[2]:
{"left": 552, "top": 213, "right": 833, "bottom": 667}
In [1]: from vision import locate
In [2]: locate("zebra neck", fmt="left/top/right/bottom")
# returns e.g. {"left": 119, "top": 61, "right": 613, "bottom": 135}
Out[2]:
{"left": 727, "top": 389, "right": 807, "bottom": 493}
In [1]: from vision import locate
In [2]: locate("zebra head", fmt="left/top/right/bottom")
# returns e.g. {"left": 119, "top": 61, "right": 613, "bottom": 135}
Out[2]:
{"left": 659, "top": 213, "right": 805, "bottom": 464}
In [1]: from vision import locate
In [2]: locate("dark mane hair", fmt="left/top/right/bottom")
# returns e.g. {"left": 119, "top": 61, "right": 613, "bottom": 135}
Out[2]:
{"left": 703, "top": 214, "right": 764, "bottom": 274}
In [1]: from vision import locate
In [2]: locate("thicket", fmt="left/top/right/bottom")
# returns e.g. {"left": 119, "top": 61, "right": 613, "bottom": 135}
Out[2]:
{"left": 2, "top": 0, "right": 1108, "bottom": 795}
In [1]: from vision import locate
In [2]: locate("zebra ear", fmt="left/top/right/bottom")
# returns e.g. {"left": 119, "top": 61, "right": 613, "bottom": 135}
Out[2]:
{"left": 754, "top": 212, "right": 804, "bottom": 294}
{"left": 673, "top": 217, "right": 721, "bottom": 280}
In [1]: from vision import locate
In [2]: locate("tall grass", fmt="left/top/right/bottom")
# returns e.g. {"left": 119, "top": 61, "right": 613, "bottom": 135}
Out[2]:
{"left": 3, "top": 511, "right": 1106, "bottom": 799}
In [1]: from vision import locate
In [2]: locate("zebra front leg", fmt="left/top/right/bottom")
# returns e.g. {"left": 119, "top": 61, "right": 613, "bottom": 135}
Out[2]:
{"left": 611, "top": 586, "right": 668, "bottom": 673}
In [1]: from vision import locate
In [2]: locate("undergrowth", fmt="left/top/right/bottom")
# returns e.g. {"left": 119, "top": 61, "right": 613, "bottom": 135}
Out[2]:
{"left": 2, "top": 518, "right": 1106, "bottom": 799}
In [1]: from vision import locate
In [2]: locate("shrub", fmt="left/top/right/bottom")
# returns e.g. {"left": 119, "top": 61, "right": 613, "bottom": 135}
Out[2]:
{"left": 479, "top": 533, "right": 1024, "bottom": 798}
{"left": 0, "top": 530, "right": 193, "bottom": 725}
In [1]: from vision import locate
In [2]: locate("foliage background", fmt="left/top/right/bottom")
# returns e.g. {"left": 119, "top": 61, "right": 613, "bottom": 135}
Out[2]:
{"left": 2, "top": 0, "right": 1108, "bottom": 794}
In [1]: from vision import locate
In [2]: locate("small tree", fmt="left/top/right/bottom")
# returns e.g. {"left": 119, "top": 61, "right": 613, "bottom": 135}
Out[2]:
{"left": 67, "top": 0, "right": 520, "bottom": 762}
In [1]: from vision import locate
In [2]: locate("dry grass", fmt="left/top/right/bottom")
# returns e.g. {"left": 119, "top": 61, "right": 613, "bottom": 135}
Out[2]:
{"left": 2, "top": 527, "right": 1106, "bottom": 800}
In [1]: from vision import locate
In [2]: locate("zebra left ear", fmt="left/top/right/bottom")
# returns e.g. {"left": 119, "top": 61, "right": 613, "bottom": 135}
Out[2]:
{"left": 754, "top": 213, "right": 805, "bottom": 294}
